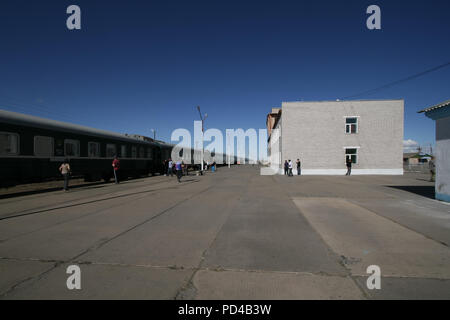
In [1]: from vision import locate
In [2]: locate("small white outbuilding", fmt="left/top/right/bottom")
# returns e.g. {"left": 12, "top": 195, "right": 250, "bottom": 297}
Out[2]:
{"left": 419, "top": 99, "right": 450, "bottom": 202}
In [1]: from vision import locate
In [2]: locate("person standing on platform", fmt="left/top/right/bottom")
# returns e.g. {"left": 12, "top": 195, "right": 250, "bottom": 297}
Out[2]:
{"left": 59, "top": 159, "right": 71, "bottom": 191}
{"left": 346, "top": 158, "right": 352, "bottom": 176}
{"left": 284, "top": 160, "right": 288, "bottom": 175}
{"left": 168, "top": 158, "right": 173, "bottom": 177}
{"left": 175, "top": 160, "right": 183, "bottom": 182}
{"left": 296, "top": 159, "right": 301, "bottom": 176}
{"left": 112, "top": 156, "right": 120, "bottom": 184}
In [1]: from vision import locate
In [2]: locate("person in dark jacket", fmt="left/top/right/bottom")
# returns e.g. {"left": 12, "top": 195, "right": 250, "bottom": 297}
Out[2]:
{"left": 284, "top": 160, "right": 289, "bottom": 175}
{"left": 346, "top": 158, "right": 352, "bottom": 176}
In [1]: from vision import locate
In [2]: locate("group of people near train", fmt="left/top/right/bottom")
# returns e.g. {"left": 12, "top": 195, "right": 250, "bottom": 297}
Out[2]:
{"left": 58, "top": 155, "right": 123, "bottom": 191}
{"left": 58, "top": 156, "right": 220, "bottom": 191}
{"left": 163, "top": 159, "right": 217, "bottom": 178}
{"left": 163, "top": 158, "right": 185, "bottom": 183}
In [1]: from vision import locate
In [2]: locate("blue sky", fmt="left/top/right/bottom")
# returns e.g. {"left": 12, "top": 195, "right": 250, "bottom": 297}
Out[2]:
{"left": 0, "top": 0, "right": 449, "bottom": 153}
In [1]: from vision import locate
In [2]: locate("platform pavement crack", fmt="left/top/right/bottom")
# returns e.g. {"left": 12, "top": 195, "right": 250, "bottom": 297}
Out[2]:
{"left": 0, "top": 179, "right": 198, "bottom": 221}
{"left": 273, "top": 190, "right": 371, "bottom": 298}
{"left": 0, "top": 262, "right": 60, "bottom": 298}
{"left": 174, "top": 174, "right": 252, "bottom": 300}
{"left": 69, "top": 185, "right": 214, "bottom": 262}
{"left": 0, "top": 184, "right": 211, "bottom": 298}
{"left": 0, "top": 176, "right": 169, "bottom": 215}
{"left": 0, "top": 191, "right": 159, "bottom": 242}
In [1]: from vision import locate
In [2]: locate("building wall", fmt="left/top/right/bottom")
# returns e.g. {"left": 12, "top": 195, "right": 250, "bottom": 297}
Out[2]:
{"left": 436, "top": 116, "right": 450, "bottom": 201}
{"left": 280, "top": 100, "right": 404, "bottom": 175}
{"left": 268, "top": 117, "right": 282, "bottom": 173}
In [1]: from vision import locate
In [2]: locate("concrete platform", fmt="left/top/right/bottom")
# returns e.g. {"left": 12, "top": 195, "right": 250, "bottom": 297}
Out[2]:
{"left": 0, "top": 166, "right": 449, "bottom": 299}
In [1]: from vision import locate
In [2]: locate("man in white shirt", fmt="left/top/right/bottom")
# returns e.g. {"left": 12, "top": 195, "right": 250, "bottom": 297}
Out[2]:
{"left": 167, "top": 159, "right": 173, "bottom": 177}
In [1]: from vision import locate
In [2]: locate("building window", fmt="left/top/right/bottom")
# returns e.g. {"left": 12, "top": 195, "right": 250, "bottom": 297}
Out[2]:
{"left": 131, "top": 146, "right": 137, "bottom": 158}
{"left": 64, "top": 139, "right": 80, "bottom": 157}
{"left": 88, "top": 142, "right": 100, "bottom": 157}
{"left": 106, "top": 144, "right": 117, "bottom": 158}
{"left": 121, "top": 145, "right": 127, "bottom": 158}
{"left": 0, "top": 132, "right": 19, "bottom": 155}
{"left": 346, "top": 117, "right": 358, "bottom": 134}
{"left": 345, "top": 148, "right": 358, "bottom": 164}
{"left": 34, "top": 136, "right": 54, "bottom": 157}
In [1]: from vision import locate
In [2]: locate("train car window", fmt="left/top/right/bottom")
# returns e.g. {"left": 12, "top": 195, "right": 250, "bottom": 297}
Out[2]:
{"left": 121, "top": 145, "right": 127, "bottom": 158}
{"left": 139, "top": 147, "right": 145, "bottom": 158}
{"left": 147, "top": 148, "right": 153, "bottom": 160}
{"left": 0, "top": 132, "right": 19, "bottom": 155}
{"left": 64, "top": 139, "right": 80, "bottom": 157}
{"left": 34, "top": 136, "right": 54, "bottom": 157}
{"left": 106, "top": 144, "right": 117, "bottom": 158}
{"left": 131, "top": 146, "right": 137, "bottom": 158}
{"left": 88, "top": 142, "right": 100, "bottom": 157}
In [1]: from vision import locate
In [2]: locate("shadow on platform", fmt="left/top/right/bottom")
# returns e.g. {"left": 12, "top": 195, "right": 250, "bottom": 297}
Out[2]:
{"left": 0, "top": 181, "right": 108, "bottom": 200}
{"left": 387, "top": 185, "right": 435, "bottom": 200}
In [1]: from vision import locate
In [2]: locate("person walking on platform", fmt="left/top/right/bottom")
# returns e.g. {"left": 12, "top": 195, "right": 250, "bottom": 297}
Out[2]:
{"left": 59, "top": 159, "right": 71, "bottom": 191}
{"left": 168, "top": 158, "right": 173, "bottom": 177}
{"left": 296, "top": 159, "right": 301, "bottom": 176}
{"left": 112, "top": 156, "right": 120, "bottom": 184}
{"left": 346, "top": 158, "right": 352, "bottom": 176}
{"left": 284, "top": 160, "right": 289, "bottom": 175}
{"left": 175, "top": 160, "right": 183, "bottom": 182}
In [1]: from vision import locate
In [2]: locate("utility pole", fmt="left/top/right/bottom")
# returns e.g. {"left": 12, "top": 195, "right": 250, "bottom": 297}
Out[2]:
{"left": 227, "top": 131, "right": 231, "bottom": 168}
{"left": 150, "top": 129, "right": 156, "bottom": 141}
{"left": 197, "top": 106, "right": 207, "bottom": 172}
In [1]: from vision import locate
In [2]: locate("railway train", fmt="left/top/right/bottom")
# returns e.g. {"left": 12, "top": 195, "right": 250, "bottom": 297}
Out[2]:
{"left": 0, "top": 109, "right": 230, "bottom": 188}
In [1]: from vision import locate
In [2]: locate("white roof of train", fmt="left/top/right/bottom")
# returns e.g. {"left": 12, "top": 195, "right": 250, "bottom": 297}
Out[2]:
{"left": 0, "top": 109, "right": 159, "bottom": 146}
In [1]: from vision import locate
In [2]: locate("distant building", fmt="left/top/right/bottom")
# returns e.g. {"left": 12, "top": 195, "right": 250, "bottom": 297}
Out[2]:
{"left": 403, "top": 153, "right": 420, "bottom": 165}
{"left": 419, "top": 99, "right": 450, "bottom": 202}
{"left": 267, "top": 100, "right": 404, "bottom": 175}
{"left": 403, "top": 153, "right": 431, "bottom": 165}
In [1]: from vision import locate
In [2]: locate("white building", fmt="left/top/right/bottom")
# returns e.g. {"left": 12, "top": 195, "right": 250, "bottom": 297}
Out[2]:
{"left": 419, "top": 99, "right": 450, "bottom": 202}
{"left": 267, "top": 100, "right": 404, "bottom": 175}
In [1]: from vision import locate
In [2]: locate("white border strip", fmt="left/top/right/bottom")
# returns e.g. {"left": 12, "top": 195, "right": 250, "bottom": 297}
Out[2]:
{"left": 267, "top": 168, "right": 403, "bottom": 175}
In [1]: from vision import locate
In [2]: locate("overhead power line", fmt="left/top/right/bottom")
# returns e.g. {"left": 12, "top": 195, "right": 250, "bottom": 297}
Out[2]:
{"left": 341, "top": 61, "right": 450, "bottom": 100}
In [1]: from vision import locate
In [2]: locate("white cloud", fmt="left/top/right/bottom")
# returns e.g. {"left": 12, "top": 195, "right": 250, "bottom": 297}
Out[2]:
{"left": 403, "top": 139, "right": 419, "bottom": 153}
